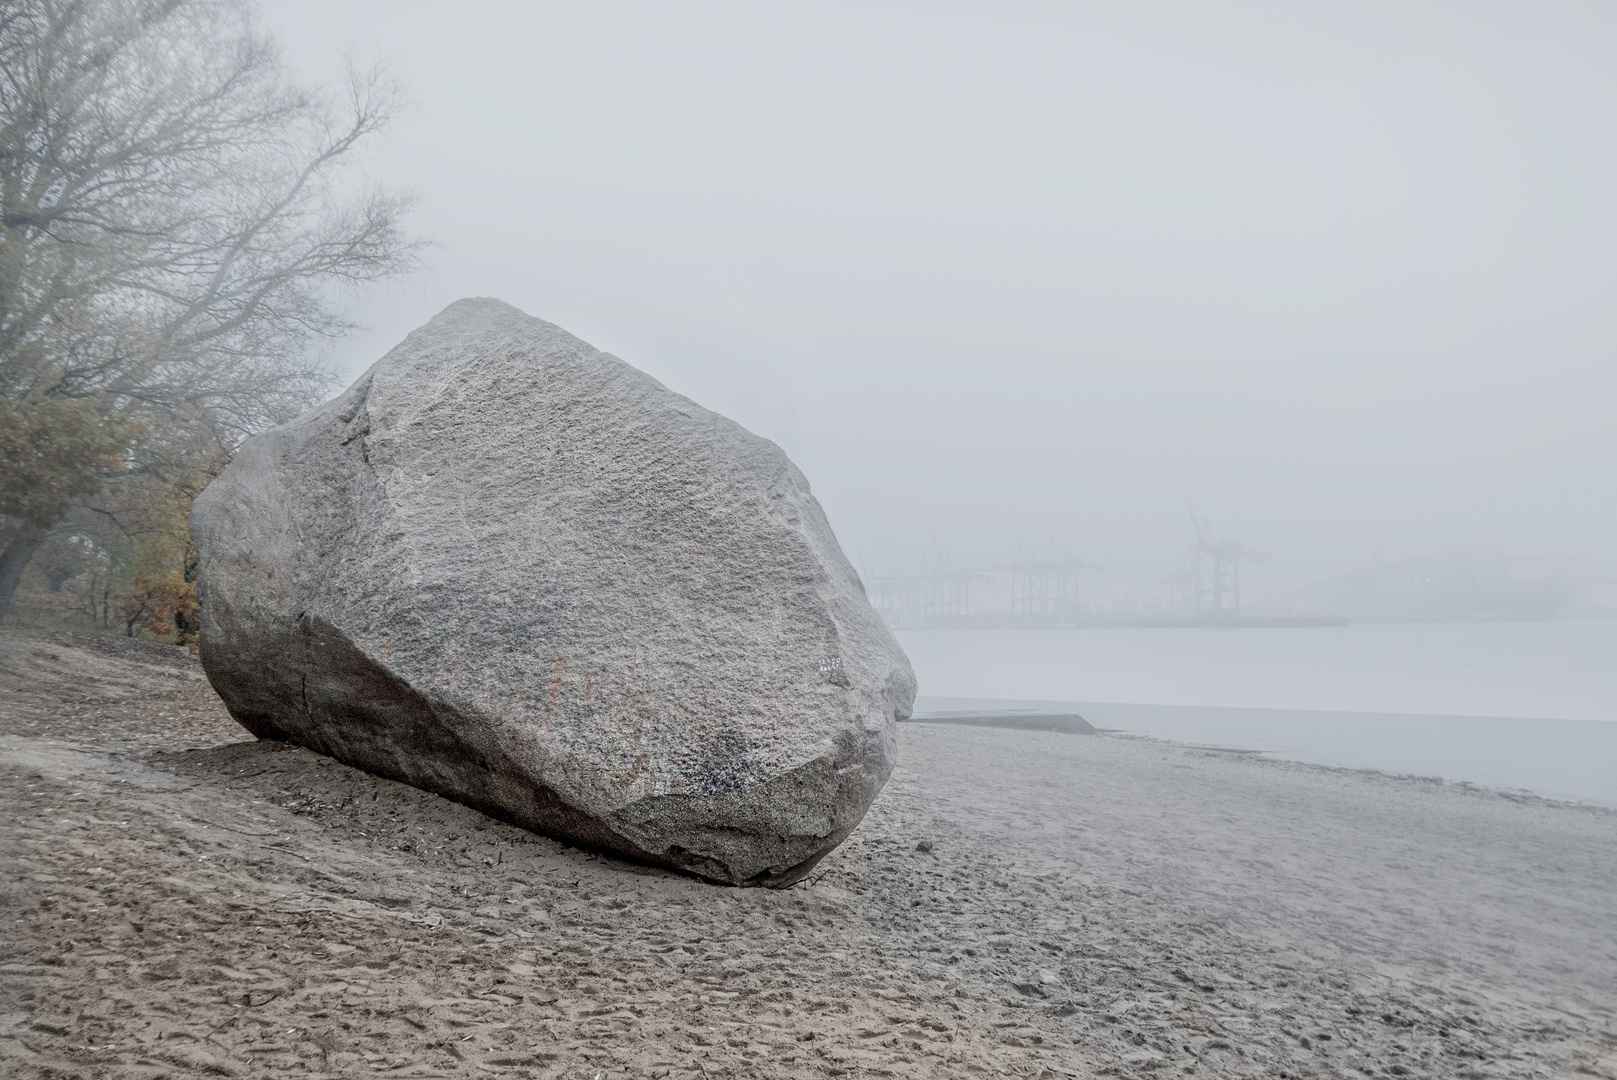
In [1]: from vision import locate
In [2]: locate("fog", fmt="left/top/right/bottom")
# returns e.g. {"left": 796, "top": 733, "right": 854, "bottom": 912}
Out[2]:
{"left": 259, "top": 1, "right": 1616, "bottom": 607}
{"left": 5, "top": 8, "right": 1613, "bottom": 1065}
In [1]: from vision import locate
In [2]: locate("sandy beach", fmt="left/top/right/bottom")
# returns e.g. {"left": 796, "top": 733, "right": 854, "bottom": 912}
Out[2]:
{"left": 2, "top": 631, "right": 1614, "bottom": 1079}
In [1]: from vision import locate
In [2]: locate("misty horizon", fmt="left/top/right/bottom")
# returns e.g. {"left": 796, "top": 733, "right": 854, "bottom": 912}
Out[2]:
{"left": 261, "top": 1, "right": 1617, "bottom": 607}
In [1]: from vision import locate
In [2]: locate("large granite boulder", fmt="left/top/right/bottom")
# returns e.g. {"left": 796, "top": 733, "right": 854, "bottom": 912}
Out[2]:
{"left": 191, "top": 298, "right": 914, "bottom": 886}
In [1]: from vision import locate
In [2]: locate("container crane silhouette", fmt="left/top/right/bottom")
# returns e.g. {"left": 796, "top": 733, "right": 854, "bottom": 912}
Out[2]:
{"left": 1186, "top": 501, "right": 1270, "bottom": 618}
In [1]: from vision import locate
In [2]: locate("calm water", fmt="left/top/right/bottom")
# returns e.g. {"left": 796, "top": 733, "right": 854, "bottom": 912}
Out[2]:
{"left": 897, "top": 621, "right": 1617, "bottom": 806}
{"left": 895, "top": 620, "right": 1617, "bottom": 720}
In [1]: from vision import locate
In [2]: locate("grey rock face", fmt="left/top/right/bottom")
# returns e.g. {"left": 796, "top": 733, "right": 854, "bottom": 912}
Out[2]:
{"left": 191, "top": 299, "right": 915, "bottom": 886}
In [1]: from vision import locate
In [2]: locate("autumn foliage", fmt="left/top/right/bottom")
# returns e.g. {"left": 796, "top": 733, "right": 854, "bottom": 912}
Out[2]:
{"left": 0, "top": 0, "right": 419, "bottom": 625}
{"left": 0, "top": 396, "right": 140, "bottom": 530}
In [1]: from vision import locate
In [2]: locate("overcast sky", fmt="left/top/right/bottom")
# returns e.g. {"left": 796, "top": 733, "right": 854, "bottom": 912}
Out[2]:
{"left": 260, "top": 0, "right": 1617, "bottom": 601}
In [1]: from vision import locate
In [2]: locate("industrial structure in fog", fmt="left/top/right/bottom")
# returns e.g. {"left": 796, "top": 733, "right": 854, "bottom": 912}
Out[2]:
{"left": 868, "top": 522, "right": 1576, "bottom": 629}
{"left": 1161, "top": 508, "right": 1272, "bottom": 619}
{"left": 867, "top": 515, "right": 1346, "bottom": 629}
{"left": 865, "top": 550, "right": 1100, "bottom": 629}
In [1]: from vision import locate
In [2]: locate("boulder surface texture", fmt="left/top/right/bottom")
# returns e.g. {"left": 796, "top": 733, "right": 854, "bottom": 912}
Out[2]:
{"left": 191, "top": 299, "right": 915, "bottom": 886}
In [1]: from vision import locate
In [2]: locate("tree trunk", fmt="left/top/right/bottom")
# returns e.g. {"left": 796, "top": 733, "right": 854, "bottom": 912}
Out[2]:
{"left": 0, "top": 529, "right": 43, "bottom": 623}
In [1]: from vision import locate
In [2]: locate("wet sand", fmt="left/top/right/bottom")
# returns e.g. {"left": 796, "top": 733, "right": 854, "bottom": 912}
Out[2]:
{"left": 2, "top": 631, "right": 1615, "bottom": 1079}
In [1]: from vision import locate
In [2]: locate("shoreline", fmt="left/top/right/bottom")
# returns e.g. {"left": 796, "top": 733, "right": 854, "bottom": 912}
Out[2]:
{"left": 915, "top": 716, "right": 1617, "bottom": 813}
{"left": 913, "top": 694, "right": 1617, "bottom": 808}
{"left": 4, "top": 630, "right": 1615, "bottom": 1079}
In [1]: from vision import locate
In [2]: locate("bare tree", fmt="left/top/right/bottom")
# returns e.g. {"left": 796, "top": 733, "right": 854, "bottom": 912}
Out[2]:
{"left": 0, "top": 0, "right": 420, "bottom": 618}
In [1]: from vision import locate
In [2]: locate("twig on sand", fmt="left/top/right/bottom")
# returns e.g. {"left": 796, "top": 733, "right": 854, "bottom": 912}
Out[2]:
{"left": 187, "top": 815, "right": 277, "bottom": 837}
{"left": 796, "top": 868, "right": 833, "bottom": 889}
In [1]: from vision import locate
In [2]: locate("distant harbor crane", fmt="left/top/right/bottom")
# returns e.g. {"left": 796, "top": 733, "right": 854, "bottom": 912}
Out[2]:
{"left": 865, "top": 546, "right": 1100, "bottom": 628}
{"left": 1185, "top": 502, "right": 1270, "bottom": 618}
{"left": 1001, "top": 549, "right": 1096, "bottom": 623}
